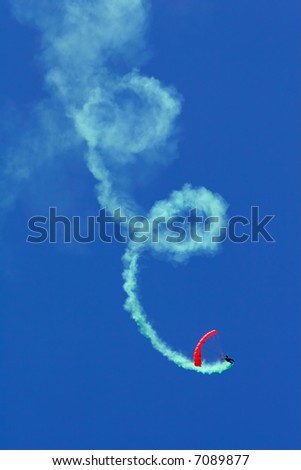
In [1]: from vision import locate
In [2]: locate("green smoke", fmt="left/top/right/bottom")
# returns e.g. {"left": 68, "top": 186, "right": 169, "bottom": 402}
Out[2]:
{"left": 7, "top": 0, "right": 233, "bottom": 374}
{"left": 123, "top": 245, "right": 232, "bottom": 375}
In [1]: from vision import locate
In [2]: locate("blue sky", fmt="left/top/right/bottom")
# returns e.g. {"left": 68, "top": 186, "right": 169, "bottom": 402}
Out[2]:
{"left": 0, "top": 0, "right": 300, "bottom": 450}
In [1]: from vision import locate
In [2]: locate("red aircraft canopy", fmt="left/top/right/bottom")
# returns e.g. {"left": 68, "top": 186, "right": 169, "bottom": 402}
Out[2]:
{"left": 193, "top": 329, "right": 218, "bottom": 367}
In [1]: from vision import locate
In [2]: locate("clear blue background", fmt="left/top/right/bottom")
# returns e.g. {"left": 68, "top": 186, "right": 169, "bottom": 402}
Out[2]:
{"left": 0, "top": 0, "right": 300, "bottom": 449}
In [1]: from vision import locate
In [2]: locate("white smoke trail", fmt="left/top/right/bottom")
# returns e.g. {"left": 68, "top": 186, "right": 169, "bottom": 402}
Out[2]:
{"left": 7, "top": 0, "right": 232, "bottom": 374}
{"left": 10, "top": 0, "right": 181, "bottom": 216}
